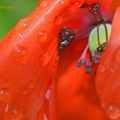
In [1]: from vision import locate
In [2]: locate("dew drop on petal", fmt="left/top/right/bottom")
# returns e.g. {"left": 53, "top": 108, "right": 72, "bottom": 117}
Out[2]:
{"left": 18, "top": 33, "right": 24, "bottom": 38}
{"left": 0, "top": 89, "right": 9, "bottom": 101}
{"left": 115, "top": 48, "right": 120, "bottom": 63}
{"left": 54, "top": 16, "right": 63, "bottom": 26}
{"left": 22, "top": 81, "right": 34, "bottom": 95}
{"left": 41, "top": 53, "right": 49, "bottom": 67}
{"left": 38, "top": 31, "right": 48, "bottom": 44}
{"left": 73, "top": 1, "right": 83, "bottom": 8}
{"left": 43, "top": 114, "right": 48, "bottom": 120}
{"left": 27, "top": 81, "right": 34, "bottom": 89}
{"left": 13, "top": 45, "right": 27, "bottom": 64}
{"left": 16, "top": 18, "right": 31, "bottom": 33}
{"left": 3, "top": 103, "right": 23, "bottom": 120}
{"left": 21, "top": 89, "right": 29, "bottom": 96}
{"left": 0, "top": 89, "right": 5, "bottom": 96}
{"left": 45, "top": 89, "right": 51, "bottom": 101}
{"left": 40, "top": 1, "right": 48, "bottom": 8}
{"left": 98, "top": 64, "right": 106, "bottom": 72}
{"left": 61, "top": 1, "right": 64, "bottom": 5}
{"left": 4, "top": 104, "right": 9, "bottom": 112}
{"left": 106, "top": 104, "right": 120, "bottom": 120}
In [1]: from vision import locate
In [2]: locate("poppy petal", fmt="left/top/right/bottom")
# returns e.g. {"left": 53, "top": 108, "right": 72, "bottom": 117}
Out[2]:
{"left": 96, "top": 8, "right": 120, "bottom": 120}
{"left": 56, "top": 37, "right": 108, "bottom": 120}
{"left": 0, "top": 0, "right": 84, "bottom": 119}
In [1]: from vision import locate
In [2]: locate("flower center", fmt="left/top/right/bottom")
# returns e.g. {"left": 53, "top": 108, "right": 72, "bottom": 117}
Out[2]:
{"left": 89, "top": 23, "right": 112, "bottom": 60}
{"left": 58, "top": 2, "right": 112, "bottom": 74}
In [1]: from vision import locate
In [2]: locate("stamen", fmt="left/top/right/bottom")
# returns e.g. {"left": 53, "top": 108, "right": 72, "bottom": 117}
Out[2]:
{"left": 59, "top": 27, "right": 75, "bottom": 51}
{"left": 76, "top": 44, "right": 89, "bottom": 67}
{"left": 85, "top": 63, "right": 92, "bottom": 73}
{"left": 103, "top": 23, "right": 109, "bottom": 44}
{"left": 92, "top": 50, "right": 101, "bottom": 63}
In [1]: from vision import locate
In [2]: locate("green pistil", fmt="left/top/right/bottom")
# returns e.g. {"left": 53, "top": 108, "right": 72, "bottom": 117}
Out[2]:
{"left": 89, "top": 23, "right": 112, "bottom": 55}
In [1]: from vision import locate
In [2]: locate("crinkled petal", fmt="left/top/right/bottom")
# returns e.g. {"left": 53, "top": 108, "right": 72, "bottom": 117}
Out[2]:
{"left": 0, "top": 0, "right": 84, "bottom": 120}
{"left": 57, "top": 38, "right": 108, "bottom": 120}
{"left": 96, "top": 8, "right": 120, "bottom": 119}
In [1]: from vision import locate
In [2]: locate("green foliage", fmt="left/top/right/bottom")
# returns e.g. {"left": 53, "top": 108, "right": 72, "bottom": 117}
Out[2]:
{"left": 0, "top": 0, "right": 39, "bottom": 40}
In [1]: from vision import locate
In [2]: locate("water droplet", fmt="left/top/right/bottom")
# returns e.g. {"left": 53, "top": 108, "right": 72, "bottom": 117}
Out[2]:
{"left": 0, "top": 89, "right": 9, "bottom": 102}
{"left": 115, "top": 48, "right": 120, "bottom": 63}
{"left": 27, "top": 81, "right": 34, "bottom": 89}
{"left": 41, "top": 53, "right": 49, "bottom": 67}
{"left": 4, "top": 104, "right": 9, "bottom": 112}
{"left": 45, "top": 89, "right": 51, "bottom": 100}
{"left": 55, "top": 56, "right": 59, "bottom": 62}
{"left": 98, "top": 64, "right": 106, "bottom": 72}
{"left": 3, "top": 103, "right": 23, "bottom": 120}
{"left": 106, "top": 104, "right": 120, "bottom": 120}
{"left": 61, "top": 1, "right": 64, "bottom": 5}
{"left": 22, "top": 81, "right": 34, "bottom": 95}
{"left": 16, "top": 18, "right": 30, "bottom": 33}
{"left": 21, "top": 89, "right": 29, "bottom": 96}
{"left": 40, "top": 1, "right": 48, "bottom": 8}
{"left": 54, "top": 16, "right": 63, "bottom": 26}
{"left": 13, "top": 45, "right": 27, "bottom": 64}
{"left": 18, "top": 33, "right": 23, "bottom": 38}
{"left": 0, "top": 89, "right": 5, "bottom": 95}
{"left": 74, "top": 1, "right": 83, "bottom": 8}
{"left": 43, "top": 114, "right": 48, "bottom": 120}
{"left": 38, "top": 31, "right": 48, "bottom": 44}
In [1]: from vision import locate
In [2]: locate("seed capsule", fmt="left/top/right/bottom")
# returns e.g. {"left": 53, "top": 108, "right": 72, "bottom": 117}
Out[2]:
{"left": 88, "top": 23, "right": 111, "bottom": 55}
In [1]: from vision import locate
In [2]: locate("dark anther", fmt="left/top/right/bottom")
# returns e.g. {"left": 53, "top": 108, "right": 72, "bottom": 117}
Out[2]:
{"left": 97, "top": 42, "right": 106, "bottom": 53}
{"left": 59, "top": 26, "right": 75, "bottom": 51}
{"left": 76, "top": 60, "right": 86, "bottom": 67}
{"left": 90, "top": 3, "right": 100, "bottom": 15}
{"left": 85, "top": 63, "right": 92, "bottom": 73}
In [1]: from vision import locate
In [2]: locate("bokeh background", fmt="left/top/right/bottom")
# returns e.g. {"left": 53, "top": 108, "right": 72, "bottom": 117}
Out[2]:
{"left": 0, "top": 0, "right": 39, "bottom": 40}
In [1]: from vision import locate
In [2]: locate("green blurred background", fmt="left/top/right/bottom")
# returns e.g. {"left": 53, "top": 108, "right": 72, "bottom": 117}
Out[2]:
{"left": 0, "top": 0, "right": 39, "bottom": 40}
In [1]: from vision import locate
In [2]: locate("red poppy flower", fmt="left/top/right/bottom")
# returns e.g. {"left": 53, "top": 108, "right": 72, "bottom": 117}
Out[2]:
{"left": 0, "top": 0, "right": 120, "bottom": 120}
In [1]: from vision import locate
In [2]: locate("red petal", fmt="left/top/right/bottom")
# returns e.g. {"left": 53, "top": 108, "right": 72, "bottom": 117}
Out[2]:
{"left": 0, "top": 0, "right": 84, "bottom": 120}
{"left": 96, "top": 8, "right": 120, "bottom": 120}
{"left": 56, "top": 37, "right": 108, "bottom": 120}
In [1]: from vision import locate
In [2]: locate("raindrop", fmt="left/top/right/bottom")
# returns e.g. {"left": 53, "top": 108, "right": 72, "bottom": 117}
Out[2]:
{"left": 4, "top": 104, "right": 9, "bottom": 112}
{"left": 22, "top": 81, "right": 34, "bottom": 95}
{"left": 54, "top": 16, "right": 63, "bottom": 26}
{"left": 21, "top": 89, "right": 29, "bottom": 96}
{"left": 27, "top": 81, "right": 34, "bottom": 89}
{"left": 43, "top": 114, "right": 48, "bottom": 120}
{"left": 0, "top": 89, "right": 9, "bottom": 101}
{"left": 61, "top": 1, "right": 64, "bottom": 5}
{"left": 45, "top": 89, "right": 51, "bottom": 100}
{"left": 16, "top": 18, "right": 30, "bottom": 33}
{"left": 3, "top": 103, "right": 22, "bottom": 120}
{"left": 13, "top": 45, "right": 27, "bottom": 64}
{"left": 106, "top": 104, "right": 120, "bottom": 120}
{"left": 74, "top": 1, "right": 83, "bottom": 8}
{"left": 55, "top": 56, "right": 59, "bottom": 62}
{"left": 0, "top": 89, "right": 5, "bottom": 95}
{"left": 38, "top": 31, "right": 48, "bottom": 44}
{"left": 115, "top": 48, "right": 120, "bottom": 63}
{"left": 40, "top": 1, "right": 48, "bottom": 8}
{"left": 41, "top": 53, "right": 49, "bottom": 67}
{"left": 18, "top": 33, "right": 23, "bottom": 38}
{"left": 98, "top": 64, "right": 106, "bottom": 72}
